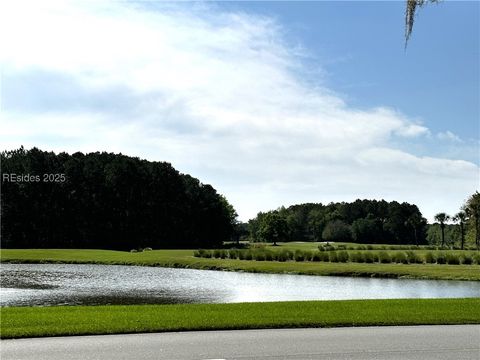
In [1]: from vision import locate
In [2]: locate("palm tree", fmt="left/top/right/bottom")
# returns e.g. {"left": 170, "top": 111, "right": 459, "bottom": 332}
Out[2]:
{"left": 405, "top": 0, "right": 440, "bottom": 47}
{"left": 465, "top": 192, "right": 480, "bottom": 250}
{"left": 434, "top": 212, "right": 450, "bottom": 248}
{"left": 452, "top": 211, "right": 467, "bottom": 250}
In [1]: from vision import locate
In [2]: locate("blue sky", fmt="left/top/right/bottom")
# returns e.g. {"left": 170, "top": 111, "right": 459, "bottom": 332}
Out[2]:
{"left": 1, "top": 1, "right": 478, "bottom": 221}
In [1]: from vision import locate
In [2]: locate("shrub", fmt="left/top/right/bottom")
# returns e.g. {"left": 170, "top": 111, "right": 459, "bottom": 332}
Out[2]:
{"left": 462, "top": 255, "right": 473, "bottom": 265}
{"left": 228, "top": 250, "right": 239, "bottom": 259}
{"left": 366, "top": 245, "right": 374, "bottom": 250}
{"left": 244, "top": 251, "right": 253, "bottom": 260}
{"left": 254, "top": 251, "right": 266, "bottom": 261}
{"left": 350, "top": 252, "right": 365, "bottom": 263}
{"left": 378, "top": 251, "right": 392, "bottom": 264}
{"left": 356, "top": 245, "right": 367, "bottom": 251}
{"left": 238, "top": 250, "right": 245, "bottom": 260}
{"left": 130, "top": 249, "right": 138, "bottom": 253}
{"left": 311, "top": 252, "right": 321, "bottom": 262}
{"left": 319, "top": 252, "right": 330, "bottom": 262}
{"left": 318, "top": 245, "right": 325, "bottom": 252}
{"left": 446, "top": 253, "right": 461, "bottom": 265}
{"left": 143, "top": 247, "right": 153, "bottom": 252}
{"left": 265, "top": 251, "right": 274, "bottom": 261}
{"left": 346, "top": 245, "right": 356, "bottom": 250}
{"left": 294, "top": 250, "right": 305, "bottom": 262}
{"left": 424, "top": 252, "right": 436, "bottom": 264}
{"left": 436, "top": 252, "right": 446, "bottom": 264}
{"left": 329, "top": 251, "right": 338, "bottom": 262}
{"left": 364, "top": 252, "right": 374, "bottom": 263}
{"left": 337, "top": 250, "right": 349, "bottom": 263}
{"left": 193, "top": 250, "right": 201, "bottom": 257}
{"left": 373, "top": 252, "right": 380, "bottom": 263}
{"left": 393, "top": 252, "right": 408, "bottom": 264}
{"left": 219, "top": 250, "right": 227, "bottom": 259}
{"left": 405, "top": 250, "right": 422, "bottom": 264}
{"left": 336, "top": 245, "right": 347, "bottom": 250}
{"left": 303, "top": 251, "right": 314, "bottom": 261}
{"left": 473, "top": 254, "right": 480, "bottom": 265}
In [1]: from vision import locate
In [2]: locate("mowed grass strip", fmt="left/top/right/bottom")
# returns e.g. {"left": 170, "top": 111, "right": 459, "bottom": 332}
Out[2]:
{"left": 2, "top": 298, "right": 479, "bottom": 339}
{"left": 2, "top": 249, "right": 480, "bottom": 280}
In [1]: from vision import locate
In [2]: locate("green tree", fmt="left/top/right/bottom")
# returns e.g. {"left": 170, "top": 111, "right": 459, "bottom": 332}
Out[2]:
{"left": 322, "top": 220, "right": 352, "bottom": 242}
{"left": 258, "top": 211, "right": 288, "bottom": 246}
{"left": 464, "top": 192, "right": 480, "bottom": 250}
{"left": 452, "top": 211, "right": 467, "bottom": 250}
{"left": 405, "top": 213, "right": 423, "bottom": 246}
{"left": 434, "top": 212, "right": 450, "bottom": 247}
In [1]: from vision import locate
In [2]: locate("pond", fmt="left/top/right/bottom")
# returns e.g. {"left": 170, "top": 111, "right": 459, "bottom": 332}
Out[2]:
{"left": 1, "top": 264, "right": 479, "bottom": 307}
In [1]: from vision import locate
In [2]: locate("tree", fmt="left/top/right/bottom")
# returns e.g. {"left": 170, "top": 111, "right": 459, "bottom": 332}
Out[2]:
{"left": 464, "top": 192, "right": 480, "bottom": 250}
{"left": 258, "top": 211, "right": 288, "bottom": 246}
{"left": 434, "top": 212, "right": 450, "bottom": 247}
{"left": 452, "top": 211, "right": 467, "bottom": 250}
{"left": 405, "top": 0, "right": 440, "bottom": 47}
{"left": 405, "top": 213, "right": 423, "bottom": 246}
{"left": 322, "top": 220, "right": 352, "bottom": 243}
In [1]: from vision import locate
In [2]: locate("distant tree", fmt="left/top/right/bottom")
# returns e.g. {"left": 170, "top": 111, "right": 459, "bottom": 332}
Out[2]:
{"left": 464, "top": 192, "right": 480, "bottom": 249}
{"left": 322, "top": 220, "right": 352, "bottom": 243}
{"left": 405, "top": 212, "right": 424, "bottom": 246}
{"left": 258, "top": 211, "right": 288, "bottom": 246}
{"left": 452, "top": 211, "right": 467, "bottom": 250}
{"left": 434, "top": 212, "right": 450, "bottom": 247}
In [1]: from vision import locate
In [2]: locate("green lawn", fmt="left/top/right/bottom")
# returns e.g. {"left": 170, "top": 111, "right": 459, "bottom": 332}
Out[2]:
{"left": 2, "top": 248, "right": 480, "bottom": 280}
{"left": 2, "top": 298, "right": 479, "bottom": 339}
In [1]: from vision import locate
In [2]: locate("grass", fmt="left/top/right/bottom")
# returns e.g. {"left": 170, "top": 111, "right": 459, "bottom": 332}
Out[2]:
{"left": 2, "top": 298, "right": 479, "bottom": 339}
{"left": 2, "top": 248, "right": 480, "bottom": 281}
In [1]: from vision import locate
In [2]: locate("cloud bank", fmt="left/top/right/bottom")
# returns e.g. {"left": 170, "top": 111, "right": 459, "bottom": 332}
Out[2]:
{"left": 1, "top": 1, "right": 478, "bottom": 221}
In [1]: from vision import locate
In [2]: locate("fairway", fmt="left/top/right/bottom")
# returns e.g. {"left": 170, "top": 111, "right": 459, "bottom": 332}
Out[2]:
{"left": 2, "top": 298, "right": 480, "bottom": 339}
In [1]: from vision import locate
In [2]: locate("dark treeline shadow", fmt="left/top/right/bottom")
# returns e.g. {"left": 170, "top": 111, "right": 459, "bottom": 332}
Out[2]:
{"left": 1, "top": 147, "right": 237, "bottom": 250}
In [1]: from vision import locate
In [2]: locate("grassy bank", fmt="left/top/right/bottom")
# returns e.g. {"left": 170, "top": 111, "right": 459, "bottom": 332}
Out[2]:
{"left": 2, "top": 298, "right": 479, "bottom": 339}
{"left": 2, "top": 248, "right": 480, "bottom": 280}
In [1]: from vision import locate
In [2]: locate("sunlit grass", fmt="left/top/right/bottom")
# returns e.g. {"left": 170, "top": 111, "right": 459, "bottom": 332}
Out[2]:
{"left": 2, "top": 298, "right": 479, "bottom": 339}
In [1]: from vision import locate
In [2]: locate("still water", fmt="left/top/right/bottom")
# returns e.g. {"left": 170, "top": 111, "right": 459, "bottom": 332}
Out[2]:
{"left": 1, "top": 264, "right": 479, "bottom": 307}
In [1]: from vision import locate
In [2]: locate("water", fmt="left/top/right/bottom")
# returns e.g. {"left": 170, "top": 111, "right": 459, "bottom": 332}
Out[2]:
{"left": 1, "top": 263, "right": 479, "bottom": 307}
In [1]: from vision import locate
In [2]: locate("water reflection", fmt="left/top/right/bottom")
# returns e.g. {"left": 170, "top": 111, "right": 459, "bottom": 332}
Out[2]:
{"left": 1, "top": 263, "right": 479, "bottom": 307}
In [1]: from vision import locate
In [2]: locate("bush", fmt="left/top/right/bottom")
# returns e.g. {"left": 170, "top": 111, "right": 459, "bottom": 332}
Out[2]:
{"left": 336, "top": 245, "right": 347, "bottom": 250}
{"left": 378, "top": 251, "right": 392, "bottom": 264}
{"left": 366, "top": 245, "right": 374, "bottom": 250}
{"left": 350, "top": 252, "right": 365, "bottom": 263}
{"left": 244, "top": 251, "right": 253, "bottom": 261}
{"left": 436, "top": 252, "right": 446, "bottom": 264}
{"left": 311, "top": 252, "right": 321, "bottom": 262}
{"left": 253, "top": 251, "right": 266, "bottom": 261}
{"left": 294, "top": 250, "right": 305, "bottom": 262}
{"left": 446, "top": 253, "right": 460, "bottom": 265}
{"left": 337, "top": 250, "right": 349, "bottom": 263}
{"left": 238, "top": 250, "right": 245, "bottom": 260}
{"left": 329, "top": 251, "right": 338, "bottom": 262}
{"left": 228, "top": 250, "right": 239, "bottom": 259}
{"left": 405, "top": 250, "right": 422, "bottom": 264}
{"left": 424, "top": 252, "right": 436, "bottom": 264}
{"left": 356, "top": 245, "right": 367, "bottom": 251}
{"left": 130, "top": 249, "right": 138, "bottom": 253}
{"left": 462, "top": 255, "right": 473, "bottom": 265}
{"left": 364, "top": 252, "right": 374, "bottom": 263}
{"left": 143, "top": 247, "right": 152, "bottom": 252}
{"left": 393, "top": 252, "right": 408, "bottom": 264}
{"left": 473, "top": 254, "right": 480, "bottom": 265}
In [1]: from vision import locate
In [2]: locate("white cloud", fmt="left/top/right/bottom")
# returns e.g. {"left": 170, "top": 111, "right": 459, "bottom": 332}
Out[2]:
{"left": 1, "top": 1, "right": 478, "bottom": 222}
{"left": 437, "top": 130, "right": 462, "bottom": 143}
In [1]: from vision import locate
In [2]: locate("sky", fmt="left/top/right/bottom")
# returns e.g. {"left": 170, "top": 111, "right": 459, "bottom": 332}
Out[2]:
{"left": 1, "top": 1, "right": 479, "bottom": 222}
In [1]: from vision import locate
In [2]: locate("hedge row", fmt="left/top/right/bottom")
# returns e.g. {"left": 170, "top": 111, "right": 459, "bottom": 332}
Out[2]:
{"left": 194, "top": 249, "right": 480, "bottom": 265}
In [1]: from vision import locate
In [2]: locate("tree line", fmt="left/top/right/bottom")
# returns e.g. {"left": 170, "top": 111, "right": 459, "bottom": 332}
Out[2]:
{"left": 248, "top": 200, "right": 428, "bottom": 246}
{"left": 1, "top": 147, "right": 237, "bottom": 250}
